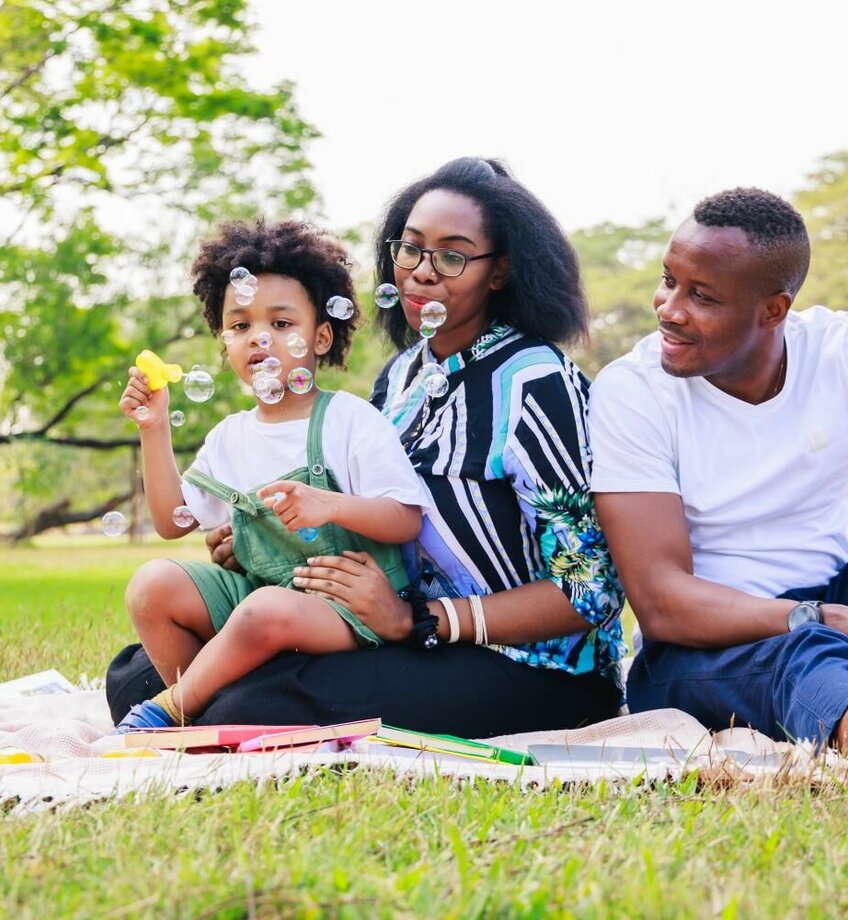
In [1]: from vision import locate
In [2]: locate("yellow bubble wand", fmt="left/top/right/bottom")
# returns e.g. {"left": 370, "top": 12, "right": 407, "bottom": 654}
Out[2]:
{"left": 136, "top": 349, "right": 183, "bottom": 391}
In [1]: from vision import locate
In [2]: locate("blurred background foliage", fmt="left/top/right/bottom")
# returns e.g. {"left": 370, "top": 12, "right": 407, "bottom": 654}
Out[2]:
{"left": 1, "top": 0, "right": 846, "bottom": 539}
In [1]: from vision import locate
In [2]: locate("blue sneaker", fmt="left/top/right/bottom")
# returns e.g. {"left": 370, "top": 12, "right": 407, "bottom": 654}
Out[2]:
{"left": 113, "top": 700, "right": 175, "bottom": 734}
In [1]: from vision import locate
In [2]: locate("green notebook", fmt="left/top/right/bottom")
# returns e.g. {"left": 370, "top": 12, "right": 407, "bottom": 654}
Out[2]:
{"left": 374, "top": 724, "right": 533, "bottom": 766}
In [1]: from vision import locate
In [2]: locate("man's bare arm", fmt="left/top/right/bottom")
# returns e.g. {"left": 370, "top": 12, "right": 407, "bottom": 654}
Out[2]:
{"left": 595, "top": 492, "right": 848, "bottom": 647}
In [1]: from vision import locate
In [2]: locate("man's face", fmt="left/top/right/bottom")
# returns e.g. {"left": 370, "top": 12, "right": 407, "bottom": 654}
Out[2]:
{"left": 653, "top": 218, "right": 772, "bottom": 388}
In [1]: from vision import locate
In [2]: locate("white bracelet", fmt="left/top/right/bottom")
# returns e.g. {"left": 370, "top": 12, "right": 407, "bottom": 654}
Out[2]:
{"left": 468, "top": 594, "right": 489, "bottom": 646}
{"left": 438, "top": 597, "right": 461, "bottom": 644}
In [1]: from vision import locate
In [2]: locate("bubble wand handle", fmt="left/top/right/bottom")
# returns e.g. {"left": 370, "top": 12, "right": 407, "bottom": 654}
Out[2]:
{"left": 136, "top": 350, "right": 183, "bottom": 391}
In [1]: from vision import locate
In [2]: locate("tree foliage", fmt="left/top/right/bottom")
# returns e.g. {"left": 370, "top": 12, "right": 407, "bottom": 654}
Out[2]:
{"left": 0, "top": 0, "right": 318, "bottom": 537}
{"left": 795, "top": 151, "right": 848, "bottom": 309}
{"left": 1, "top": 2, "right": 846, "bottom": 539}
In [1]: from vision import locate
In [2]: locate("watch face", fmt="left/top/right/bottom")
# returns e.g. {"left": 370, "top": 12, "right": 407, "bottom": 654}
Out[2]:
{"left": 788, "top": 602, "right": 823, "bottom": 631}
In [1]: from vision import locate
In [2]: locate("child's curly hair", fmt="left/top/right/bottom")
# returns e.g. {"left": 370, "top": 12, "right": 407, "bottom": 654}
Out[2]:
{"left": 191, "top": 218, "right": 358, "bottom": 367}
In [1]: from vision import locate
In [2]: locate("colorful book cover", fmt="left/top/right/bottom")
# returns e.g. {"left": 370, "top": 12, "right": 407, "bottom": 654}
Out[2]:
{"left": 122, "top": 724, "right": 315, "bottom": 751}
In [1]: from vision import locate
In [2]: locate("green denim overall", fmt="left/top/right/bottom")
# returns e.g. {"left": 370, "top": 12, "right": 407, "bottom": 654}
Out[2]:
{"left": 179, "top": 390, "right": 410, "bottom": 647}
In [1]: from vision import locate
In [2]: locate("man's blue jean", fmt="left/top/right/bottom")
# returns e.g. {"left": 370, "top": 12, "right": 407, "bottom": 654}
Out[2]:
{"left": 627, "top": 564, "right": 848, "bottom": 745}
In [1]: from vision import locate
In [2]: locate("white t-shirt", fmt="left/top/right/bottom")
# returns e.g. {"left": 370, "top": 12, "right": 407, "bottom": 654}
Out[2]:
{"left": 589, "top": 306, "right": 848, "bottom": 598}
{"left": 181, "top": 390, "right": 428, "bottom": 530}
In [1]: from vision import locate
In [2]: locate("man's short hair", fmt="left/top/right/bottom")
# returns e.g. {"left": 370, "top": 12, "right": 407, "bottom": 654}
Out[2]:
{"left": 693, "top": 187, "right": 810, "bottom": 297}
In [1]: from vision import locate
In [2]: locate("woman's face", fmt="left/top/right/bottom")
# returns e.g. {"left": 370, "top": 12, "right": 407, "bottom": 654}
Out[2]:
{"left": 394, "top": 189, "right": 507, "bottom": 358}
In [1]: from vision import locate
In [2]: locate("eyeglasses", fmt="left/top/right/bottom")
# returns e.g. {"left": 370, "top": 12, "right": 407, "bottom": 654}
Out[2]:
{"left": 386, "top": 240, "right": 497, "bottom": 278}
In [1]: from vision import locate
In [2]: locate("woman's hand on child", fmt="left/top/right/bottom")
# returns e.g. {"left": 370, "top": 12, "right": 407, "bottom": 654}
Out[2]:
{"left": 119, "top": 366, "right": 169, "bottom": 429}
{"left": 292, "top": 551, "right": 414, "bottom": 642}
{"left": 258, "top": 481, "right": 338, "bottom": 531}
{"left": 205, "top": 523, "right": 246, "bottom": 573}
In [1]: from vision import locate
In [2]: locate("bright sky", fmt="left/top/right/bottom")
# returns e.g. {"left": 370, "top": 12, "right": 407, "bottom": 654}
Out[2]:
{"left": 245, "top": 0, "right": 848, "bottom": 234}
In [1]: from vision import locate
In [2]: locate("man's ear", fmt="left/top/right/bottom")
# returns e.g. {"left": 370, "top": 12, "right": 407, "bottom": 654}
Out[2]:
{"left": 489, "top": 255, "right": 509, "bottom": 291}
{"left": 314, "top": 320, "right": 334, "bottom": 356}
{"left": 762, "top": 291, "right": 793, "bottom": 329}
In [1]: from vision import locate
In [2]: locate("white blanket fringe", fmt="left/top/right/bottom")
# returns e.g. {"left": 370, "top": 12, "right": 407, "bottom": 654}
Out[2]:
{"left": 2, "top": 691, "right": 845, "bottom": 816}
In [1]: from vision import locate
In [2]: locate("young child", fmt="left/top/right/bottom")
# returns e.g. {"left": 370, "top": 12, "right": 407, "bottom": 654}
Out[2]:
{"left": 115, "top": 219, "right": 425, "bottom": 732}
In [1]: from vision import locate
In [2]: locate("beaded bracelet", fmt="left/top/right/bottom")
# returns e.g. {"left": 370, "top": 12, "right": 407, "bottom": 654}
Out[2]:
{"left": 398, "top": 584, "right": 441, "bottom": 650}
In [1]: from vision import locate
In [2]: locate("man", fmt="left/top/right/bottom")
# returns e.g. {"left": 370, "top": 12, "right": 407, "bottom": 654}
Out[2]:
{"left": 589, "top": 187, "right": 848, "bottom": 749}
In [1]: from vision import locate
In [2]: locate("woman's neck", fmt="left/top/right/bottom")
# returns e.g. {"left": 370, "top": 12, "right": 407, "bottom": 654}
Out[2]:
{"left": 426, "top": 312, "right": 491, "bottom": 361}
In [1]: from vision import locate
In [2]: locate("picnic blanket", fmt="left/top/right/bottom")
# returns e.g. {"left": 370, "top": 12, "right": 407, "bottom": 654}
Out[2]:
{"left": 1, "top": 689, "right": 845, "bottom": 816}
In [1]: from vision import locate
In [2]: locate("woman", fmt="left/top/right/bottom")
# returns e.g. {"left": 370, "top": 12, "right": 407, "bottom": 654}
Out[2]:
{"left": 107, "top": 157, "right": 625, "bottom": 737}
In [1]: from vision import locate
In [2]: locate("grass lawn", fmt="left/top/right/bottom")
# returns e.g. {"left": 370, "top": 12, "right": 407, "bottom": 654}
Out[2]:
{"left": 2, "top": 542, "right": 848, "bottom": 918}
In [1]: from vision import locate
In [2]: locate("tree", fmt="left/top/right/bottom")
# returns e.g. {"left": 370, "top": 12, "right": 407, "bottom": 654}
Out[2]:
{"left": 794, "top": 151, "right": 848, "bottom": 310}
{"left": 0, "top": 0, "right": 318, "bottom": 539}
{"left": 571, "top": 218, "right": 668, "bottom": 377}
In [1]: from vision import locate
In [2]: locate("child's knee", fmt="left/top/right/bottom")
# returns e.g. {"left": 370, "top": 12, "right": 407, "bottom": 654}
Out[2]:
{"left": 230, "top": 587, "right": 299, "bottom": 641}
{"left": 125, "top": 559, "right": 185, "bottom": 624}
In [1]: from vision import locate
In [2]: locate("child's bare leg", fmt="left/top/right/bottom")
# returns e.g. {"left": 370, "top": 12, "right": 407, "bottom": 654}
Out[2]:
{"left": 172, "top": 586, "right": 358, "bottom": 718}
{"left": 125, "top": 560, "right": 216, "bottom": 686}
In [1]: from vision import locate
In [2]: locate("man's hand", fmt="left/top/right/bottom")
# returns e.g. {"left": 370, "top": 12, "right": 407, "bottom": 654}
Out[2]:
{"left": 821, "top": 604, "right": 848, "bottom": 635}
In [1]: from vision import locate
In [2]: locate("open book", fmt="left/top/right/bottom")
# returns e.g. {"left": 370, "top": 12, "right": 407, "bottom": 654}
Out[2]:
{"left": 0, "top": 669, "right": 76, "bottom": 697}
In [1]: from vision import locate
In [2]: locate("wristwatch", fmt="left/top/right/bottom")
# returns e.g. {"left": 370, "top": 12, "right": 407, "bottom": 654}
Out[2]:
{"left": 787, "top": 600, "right": 824, "bottom": 632}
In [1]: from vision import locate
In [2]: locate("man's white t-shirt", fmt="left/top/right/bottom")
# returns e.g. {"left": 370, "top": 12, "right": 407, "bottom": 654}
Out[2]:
{"left": 180, "top": 390, "right": 428, "bottom": 530}
{"left": 589, "top": 306, "right": 848, "bottom": 598}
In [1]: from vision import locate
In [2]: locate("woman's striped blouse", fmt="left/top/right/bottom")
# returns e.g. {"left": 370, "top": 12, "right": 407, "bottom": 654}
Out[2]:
{"left": 371, "top": 323, "right": 626, "bottom": 676}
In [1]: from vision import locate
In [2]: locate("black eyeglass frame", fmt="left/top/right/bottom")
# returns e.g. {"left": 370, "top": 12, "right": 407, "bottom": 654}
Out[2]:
{"left": 386, "top": 240, "right": 498, "bottom": 278}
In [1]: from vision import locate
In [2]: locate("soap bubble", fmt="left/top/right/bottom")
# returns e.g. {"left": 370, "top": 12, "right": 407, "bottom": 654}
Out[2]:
{"left": 184, "top": 366, "right": 215, "bottom": 403}
{"left": 375, "top": 283, "right": 400, "bottom": 309}
{"left": 241, "top": 275, "right": 259, "bottom": 292}
{"left": 252, "top": 373, "right": 272, "bottom": 397}
{"left": 255, "top": 355, "right": 282, "bottom": 377}
{"left": 230, "top": 266, "right": 250, "bottom": 285}
{"left": 235, "top": 290, "right": 255, "bottom": 306}
{"left": 326, "top": 295, "right": 354, "bottom": 320}
{"left": 256, "top": 331, "right": 273, "bottom": 349}
{"left": 169, "top": 410, "right": 186, "bottom": 427}
{"left": 287, "top": 367, "right": 314, "bottom": 395}
{"left": 419, "top": 363, "right": 449, "bottom": 398}
{"left": 421, "top": 300, "right": 447, "bottom": 328}
{"left": 172, "top": 505, "right": 195, "bottom": 528}
{"left": 134, "top": 405, "right": 151, "bottom": 422}
{"left": 101, "top": 511, "right": 128, "bottom": 537}
{"left": 419, "top": 323, "right": 436, "bottom": 339}
{"left": 286, "top": 332, "right": 308, "bottom": 358}
{"left": 254, "top": 375, "right": 284, "bottom": 404}
{"left": 221, "top": 330, "right": 236, "bottom": 346}
{"left": 298, "top": 527, "right": 319, "bottom": 542}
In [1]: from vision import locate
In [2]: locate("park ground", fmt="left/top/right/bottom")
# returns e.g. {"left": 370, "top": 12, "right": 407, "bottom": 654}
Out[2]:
{"left": 1, "top": 541, "right": 848, "bottom": 918}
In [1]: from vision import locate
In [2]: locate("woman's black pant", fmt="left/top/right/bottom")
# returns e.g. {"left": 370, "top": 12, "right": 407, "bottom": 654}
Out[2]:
{"left": 106, "top": 643, "right": 621, "bottom": 738}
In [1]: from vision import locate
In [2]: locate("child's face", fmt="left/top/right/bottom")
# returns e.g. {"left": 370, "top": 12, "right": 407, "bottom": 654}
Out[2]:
{"left": 220, "top": 274, "right": 332, "bottom": 397}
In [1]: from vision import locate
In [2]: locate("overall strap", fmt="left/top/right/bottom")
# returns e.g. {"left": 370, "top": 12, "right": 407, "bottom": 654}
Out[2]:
{"left": 182, "top": 467, "right": 258, "bottom": 517}
{"left": 305, "top": 390, "right": 336, "bottom": 489}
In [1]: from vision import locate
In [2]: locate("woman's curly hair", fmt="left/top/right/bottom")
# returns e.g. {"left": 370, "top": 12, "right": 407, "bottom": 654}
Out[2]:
{"left": 191, "top": 218, "right": 358, "bottom": 367}
{"left": 374, "top": 157, "right": 587, "bottom": 351}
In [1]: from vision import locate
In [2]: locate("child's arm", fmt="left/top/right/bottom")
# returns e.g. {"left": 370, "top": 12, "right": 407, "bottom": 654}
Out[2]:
{"left": 256, "top": 481, "right": 421, "bottom": 544}
{"left": 119, "top": 367, "right": 198, "bottom": 539}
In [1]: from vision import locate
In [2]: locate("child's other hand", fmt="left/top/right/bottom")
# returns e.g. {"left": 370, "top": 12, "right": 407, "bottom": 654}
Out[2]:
{"left": 119, "top": 366, "right": 170, "bottom": 428}
{"left": 258, "top": 480, "right": 338, "bottom": 531}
